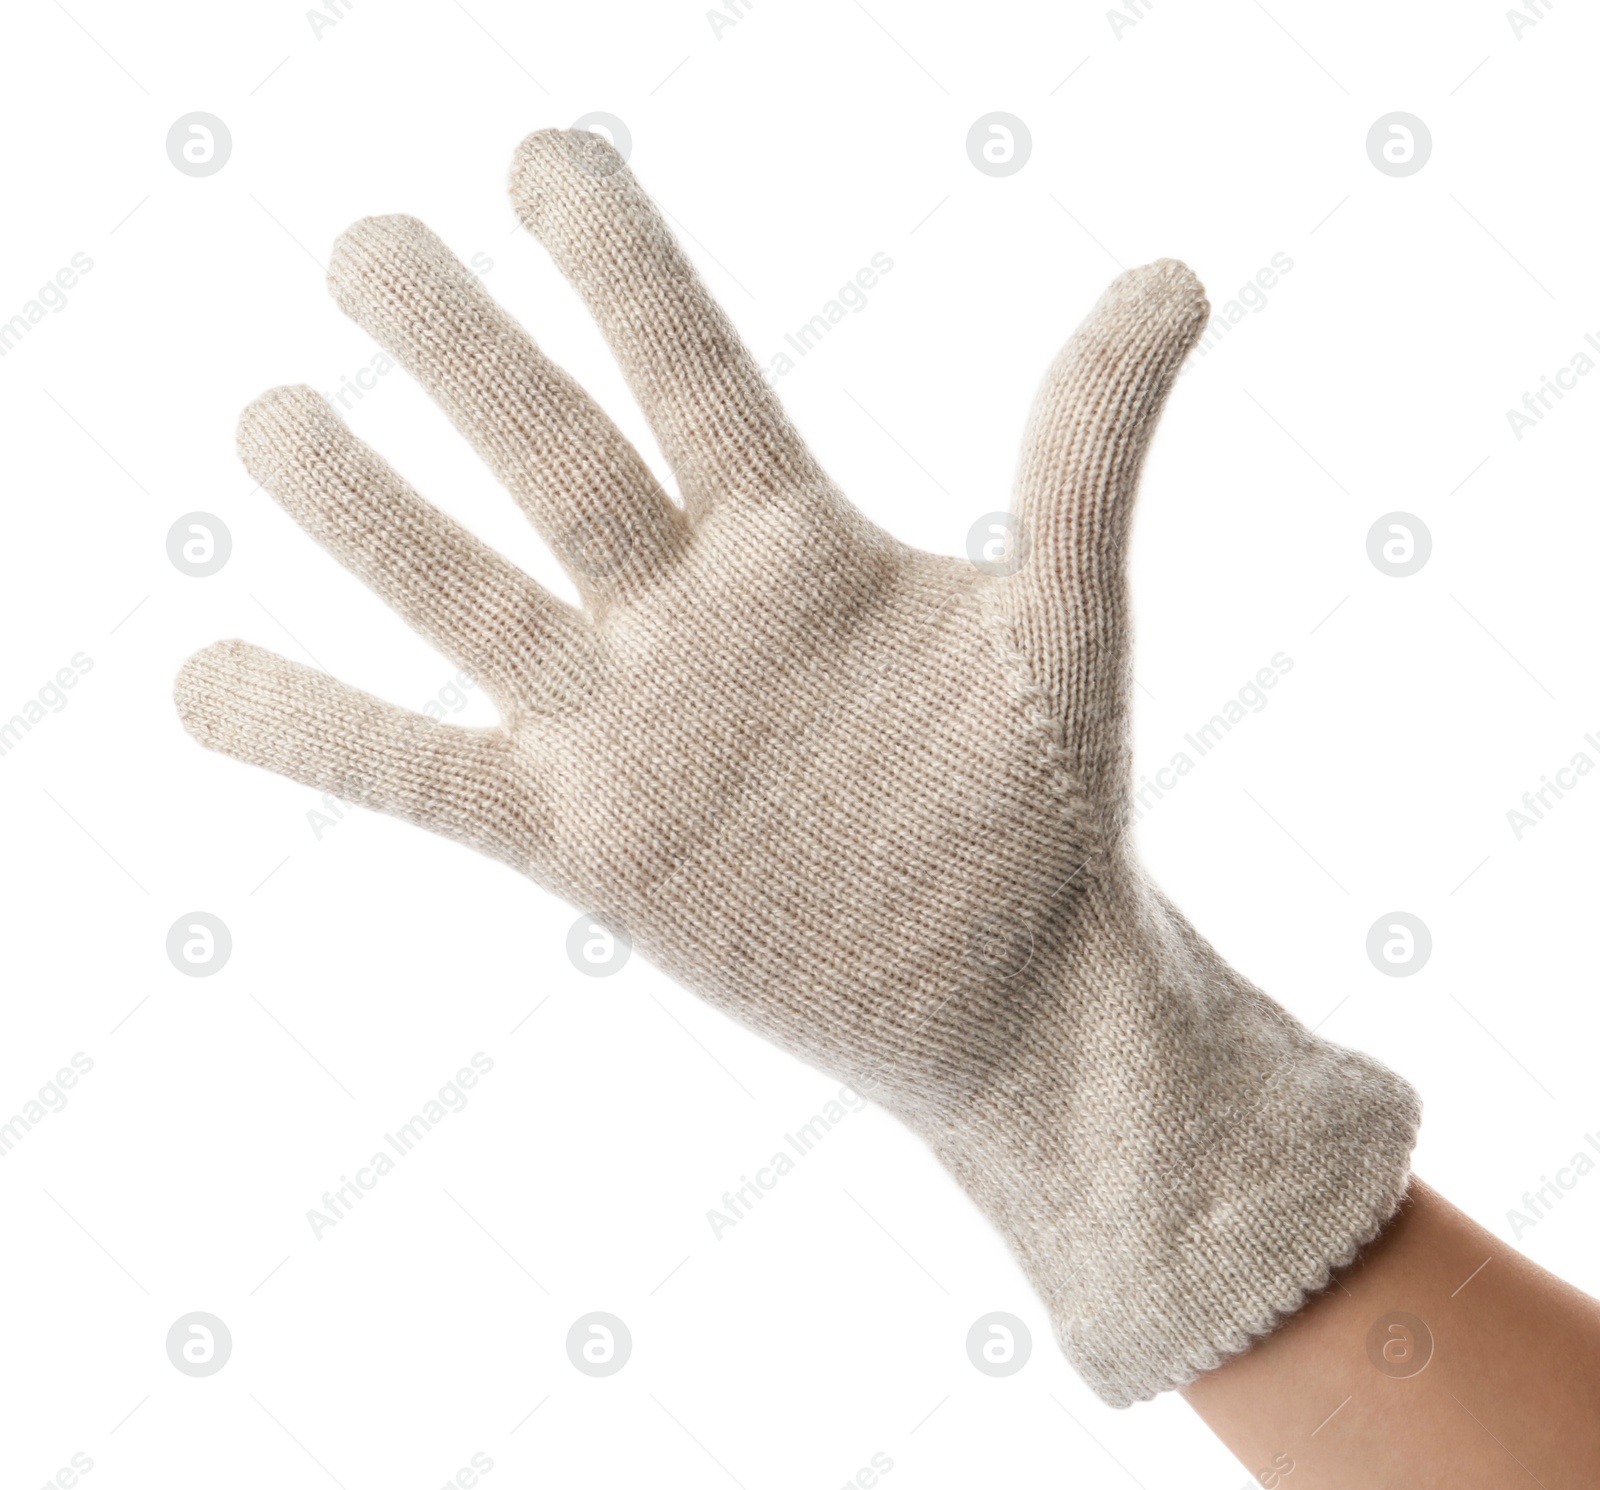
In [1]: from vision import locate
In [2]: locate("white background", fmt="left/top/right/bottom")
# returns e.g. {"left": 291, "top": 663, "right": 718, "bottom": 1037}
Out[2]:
{"left": 2, "top": 2, "right": 1597, "bottom": 1487}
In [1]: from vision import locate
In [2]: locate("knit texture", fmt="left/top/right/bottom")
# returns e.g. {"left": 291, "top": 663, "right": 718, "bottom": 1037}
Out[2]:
{"left": 175, "top": 127, "right": 1421, "bottom": 1406}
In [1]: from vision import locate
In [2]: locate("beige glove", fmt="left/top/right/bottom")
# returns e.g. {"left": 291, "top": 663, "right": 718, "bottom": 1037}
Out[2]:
{"left": 175, "top": 128, "right": 1420, "bottom": 1406}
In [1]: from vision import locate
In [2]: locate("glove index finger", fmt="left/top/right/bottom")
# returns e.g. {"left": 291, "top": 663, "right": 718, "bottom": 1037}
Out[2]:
{"left": 327, "top": 214, "right": 687, "bottom": 607}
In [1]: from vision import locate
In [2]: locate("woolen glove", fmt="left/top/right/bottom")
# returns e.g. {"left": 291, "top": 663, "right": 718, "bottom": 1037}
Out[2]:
{"left": 175, "top": 127, "right": 1421, "bottom": 1407}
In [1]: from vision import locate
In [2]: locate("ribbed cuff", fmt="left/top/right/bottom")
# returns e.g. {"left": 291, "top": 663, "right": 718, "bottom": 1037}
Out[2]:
{"left": 1056, "top": 1048, "right": 1421, "bottom": 1405}
{"left": 926, "top": 1015, "right": 1421, "bottom": 1407}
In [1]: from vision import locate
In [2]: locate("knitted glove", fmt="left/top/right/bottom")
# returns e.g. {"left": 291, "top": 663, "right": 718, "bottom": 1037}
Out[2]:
{"left": 175, "top": 127, "right": 1420, "bottom": 1406}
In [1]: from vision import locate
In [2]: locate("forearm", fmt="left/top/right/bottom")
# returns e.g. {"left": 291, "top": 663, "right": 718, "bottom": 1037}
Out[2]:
{"left": 1181, "top": 1177, "right": 1600, "bottom": 1489}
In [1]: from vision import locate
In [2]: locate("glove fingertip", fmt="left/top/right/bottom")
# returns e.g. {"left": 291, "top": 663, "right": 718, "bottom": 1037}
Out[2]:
{"left": 1100, "top": 258, "right": 1210, "bottom": 342}
{"left": 173, "top": 638, "right": 253, "bottom": 745}
{"left": 236, "top": 383, "right": 334, "bottom": 487}
{"left": 327, "top": 213, "right": 440, "bottom": 311}
{"left": 509, "top": 127, "right": 628, "bottom": 224}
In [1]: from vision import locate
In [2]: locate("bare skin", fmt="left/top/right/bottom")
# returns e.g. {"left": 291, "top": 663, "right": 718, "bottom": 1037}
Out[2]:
{"left": 1181, "top": 1179, "right": 1600, "bottom": 1489}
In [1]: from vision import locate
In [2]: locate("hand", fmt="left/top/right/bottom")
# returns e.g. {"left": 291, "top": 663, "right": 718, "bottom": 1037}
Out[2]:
{"left": 176, "top": 128, "right": 1419, "bottom": 1407}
